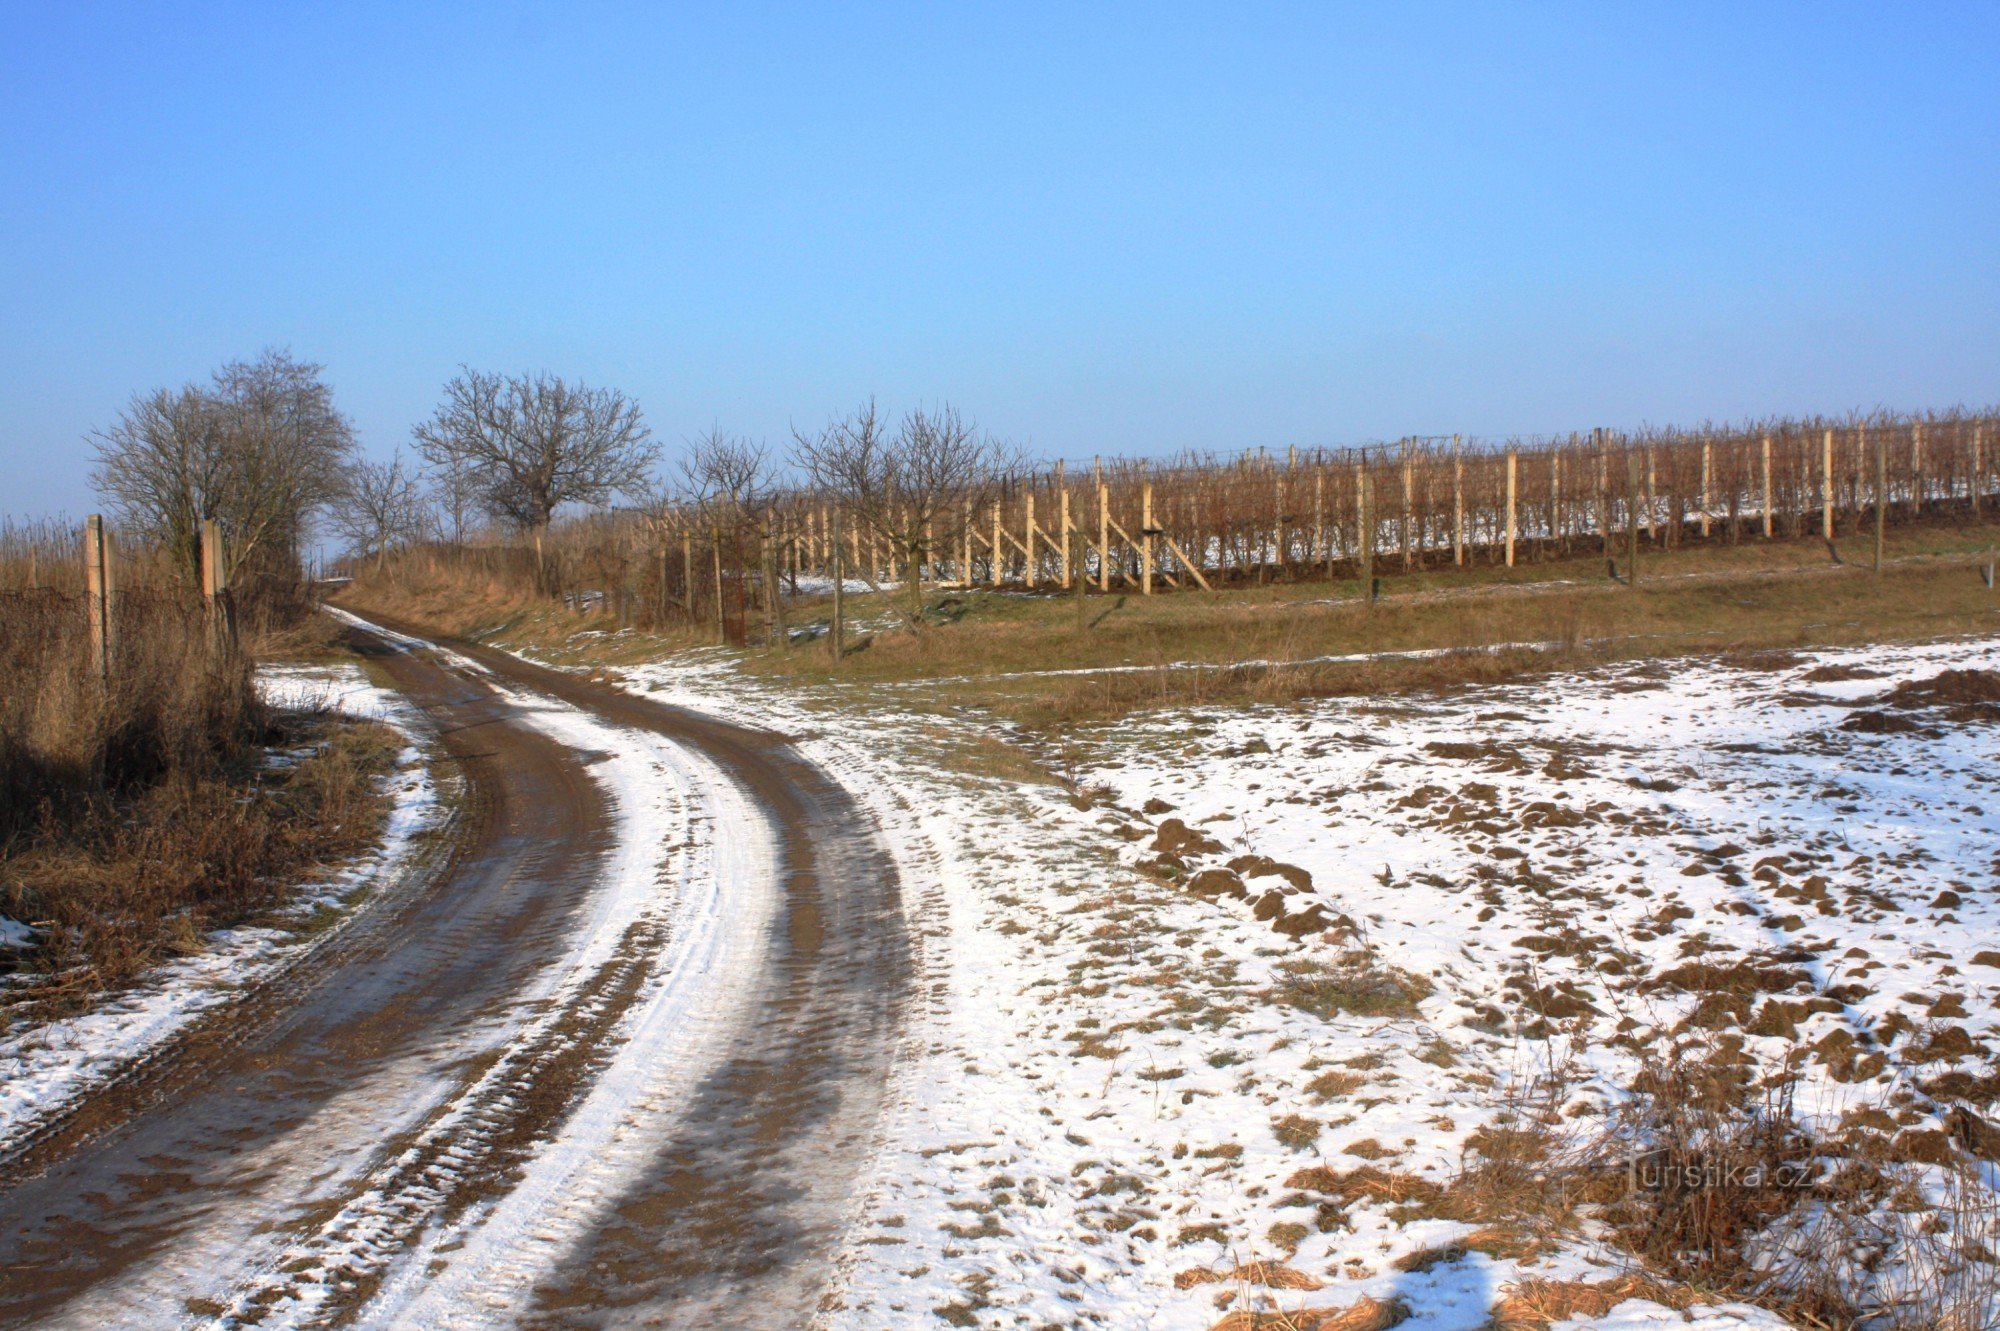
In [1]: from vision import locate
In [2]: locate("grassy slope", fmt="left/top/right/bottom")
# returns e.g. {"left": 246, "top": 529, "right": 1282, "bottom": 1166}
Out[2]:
{"left": 341, "top": 518, "right": 2000, "bottom": 732}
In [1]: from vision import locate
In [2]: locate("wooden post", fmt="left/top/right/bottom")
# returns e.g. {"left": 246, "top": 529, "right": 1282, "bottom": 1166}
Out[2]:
{"left": 829, "top": 509, "right": 845, "bottom": 660}
{"left": 1400, "top": 444, "right": 1414, "bottom": 568}
{"left": 84, "top": 514, "right": 113, "bottom": 680}
{"left": 1023, "top": 491, "right": 1037, "bottom": 589}
{"left": 1504, "top": 449, "right": 1518, "bottom": 568}
{"left": 991, "top": 501, "right": 1004, "bottom": 587}
{"left": 961, "top": 499, "right": 973, "bottom": 586}
{"left": 1359, "top": 465, "right": 1376, "bottom": 601}
{"left": 1912, "top": 422, "right": 1925, "bottom": 517}
{"left": 1097, "top": 482, "right": 1111, "bottom": 591}
{"left": 1975, "top": 425, "right": 1985, "bottom": 520}
{"left": 1551, "top": 450, "right": 1564, "bottom": 555}
{"left": 1140, "top": 481, "right": 1155, "bottom": 596}
{"left": 1761, "top": 435, "right": 1773, "bottom": 537}
{"left": 1644, "top": 445, "right": 1657, "bottom": 540}
{"left": 1452, "top": 435, "right": 1465, "bottom": 566}
{"left": 1873, "top": 427, "right": 1887, "bottom": 573}
{"left": 1822, "top": 429, "right": 1836, "bottom": 536}
{"left": 200, "top": 517, "right": 234, "bottom": 649}
{"left": 1699, "top": 439, "right": 1712, "bottom": 537}
{"left": 1626, "top": 449, "right": 1641, "bottom": 587}
{"left": 1058, "top": 486, "right": 1072, "bottom": 588}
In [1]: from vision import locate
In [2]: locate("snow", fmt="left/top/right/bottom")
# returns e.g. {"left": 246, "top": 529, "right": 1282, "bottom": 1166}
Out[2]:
{"left": 605, "top": 631, "right": 2000, "bottom": 1329}
{"left": 0, "top": 661, "right": 446, "bottom": 1157}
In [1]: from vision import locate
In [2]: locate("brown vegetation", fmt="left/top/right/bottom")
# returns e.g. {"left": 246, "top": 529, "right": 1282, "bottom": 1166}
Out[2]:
{"left": 1, "top": 519, "right": 382, "bottom": 1007}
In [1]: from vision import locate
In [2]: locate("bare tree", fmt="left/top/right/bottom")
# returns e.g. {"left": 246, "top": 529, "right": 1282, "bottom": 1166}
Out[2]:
{"left": 791, "top": 401, "right": 1011, "bottom": 626}
{"left": 410, "top": 369, "right": 657, "bottom": 577}
{"left": 425, "top": 448, "right": 483, "bottom": 545}
{"left": 90, "top": 349, "right": 355, "bottom": 587}
{"left": 331, "top": 451, "right": 427, "bottom": 570}
{"left": 677, "top": 429, "right": 773, "bottom": 521}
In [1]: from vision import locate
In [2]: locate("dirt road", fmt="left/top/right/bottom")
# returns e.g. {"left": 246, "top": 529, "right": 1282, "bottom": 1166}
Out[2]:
{"left": 0, "top": 613, "right": 908, "bottom": 1328}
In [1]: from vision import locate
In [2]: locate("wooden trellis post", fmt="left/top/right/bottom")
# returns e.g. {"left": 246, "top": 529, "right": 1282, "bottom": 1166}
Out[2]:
{"left": 1873, "top": 427, "right": 1887, "bottom": 573}
{"left": 1975, "top": 425, "right": 1985, "bottom": 520}
{"left": 1058, "top": 486, "right": 1073, "bottom": 588}
{"left": 1644, "top": 445, "right": 1657, "bottom": 540}
{"left": 1912, "top": 422, "right": 1925, "bottom": 516}
{"left": 1452, "top": 436, "right": 1465, "bottom": 565}
{"left": 990, "top": 501, "right": 1004, "bottom": 588}
{"left": 84, "top": 514, "right": 115, "bottom": 680}
{"left": 1504, "top": 449, "right": 1518, "bottom": 568}
{"left": 1400, "top": 444, "right": 1414, "bottom": 568}
{"left": 1699, "top": 439, "right": 1712, "bottom": 538}
{"left": 1023, "top": 492, "right": 1037, "bottom": 589}
{"left": 1761, "top": 435, "right": 1774, "bottom": 538}
{"left": 1140, "top": 481, "right": 1155, "bottom": 596}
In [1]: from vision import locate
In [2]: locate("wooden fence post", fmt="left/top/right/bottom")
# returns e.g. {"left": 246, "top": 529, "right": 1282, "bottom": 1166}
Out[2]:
{"left": 1873, "top": 427, "right": 1887, "bottom": 573}
{"left": 1504, "top": 449, "right": 1518, "bottom": 568}
{"left": 1140, "top": 481, "right": 1155, "bottom": 596}
{"left": 1700, "top": 438, "right": 1712, "bottom": 538}
{"left": 1401, "top": 444, "right": 1414, "bottom": 568}
{"left": 1023, "top": 492, "right": 1037, "bottom": 589}
{"left": 1059, "top": 486, "right": 1072, "bottom": 588}
{"left": 990, "top": 501, "right": 1003, "bottom": 587}
{"left": 1822, "top": 429, "right": 1835, "bottom": 537}
{"left": 200, "top": 517, "right": 235, "bottom": 649}
{"left": 84, "top": 514, "right": 114, "bottom": 680}
{"left": 1912, "top": 422, "right": 1925, "bottom": 517}
{"left": 1761, "top": 434, "right": 1773, "bottom": 538}
{"left": 1452, "top": 436, "right": 1464, "bottom": 566}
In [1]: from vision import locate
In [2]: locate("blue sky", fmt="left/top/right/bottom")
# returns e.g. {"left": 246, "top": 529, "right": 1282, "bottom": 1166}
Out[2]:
{"left": 4, "top": 2, "right": 1996, "bottom": 517}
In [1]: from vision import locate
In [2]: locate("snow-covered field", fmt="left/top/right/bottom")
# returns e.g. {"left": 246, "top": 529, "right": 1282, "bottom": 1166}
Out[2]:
{"left": 611, "top": 633, "right": 2000, "bottom": 1330}
{"left": 0, "top": 662, "right": 445, "bottom": 1153}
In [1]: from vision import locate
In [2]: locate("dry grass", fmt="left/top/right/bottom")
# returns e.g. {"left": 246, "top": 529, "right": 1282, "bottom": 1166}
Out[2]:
{"left": 1, "top": 520, "right": 388, "bottom": 1006}
{"left": 3, "top": 714, "right": 400, "bottom": 1010}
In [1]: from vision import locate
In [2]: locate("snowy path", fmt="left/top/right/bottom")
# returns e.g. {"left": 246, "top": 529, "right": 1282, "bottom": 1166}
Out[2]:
{"left": 0, "top": 612, "right": 908, "bottom": 1328}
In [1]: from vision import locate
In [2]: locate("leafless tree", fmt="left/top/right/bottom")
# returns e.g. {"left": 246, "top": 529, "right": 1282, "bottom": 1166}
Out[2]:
{"left": 677, "top": 429, "right": 773, "bottom": 522}
{"left": 409, "top": 369, "right": 657, "bottom": 576}
{"left": 425, "top": 448, "right": 484, "bottom": 545}
{"left": 791, "top": 400, "right": 1012, "bottom": 626}
{"left": 331, "top": 451, "right": 427, "bottom": 569}
{"left": 90, "top": 349, "right": 356, "bottom": 587}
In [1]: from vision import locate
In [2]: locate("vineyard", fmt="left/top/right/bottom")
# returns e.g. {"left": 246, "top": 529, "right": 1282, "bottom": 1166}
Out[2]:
{"left": 395, "top": 409, "right": 1999, "bottom": 643}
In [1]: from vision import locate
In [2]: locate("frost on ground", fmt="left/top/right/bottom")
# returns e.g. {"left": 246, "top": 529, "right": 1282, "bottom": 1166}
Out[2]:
{"left": 614, "top": 633, "right": 2000, "bottom": 1330}
{"left": 0, "top": 661, "right": 445, "bottom": 1152}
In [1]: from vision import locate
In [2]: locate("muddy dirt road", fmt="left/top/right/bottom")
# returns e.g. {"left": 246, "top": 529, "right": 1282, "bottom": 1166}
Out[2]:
{"left": 0, "top": 613, "right": 908, "bottom": 1328}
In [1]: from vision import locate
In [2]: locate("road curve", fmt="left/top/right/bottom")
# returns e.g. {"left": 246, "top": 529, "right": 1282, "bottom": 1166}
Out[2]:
{"left": 0, "top": 612, "right": 909, "bottom": 1328}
